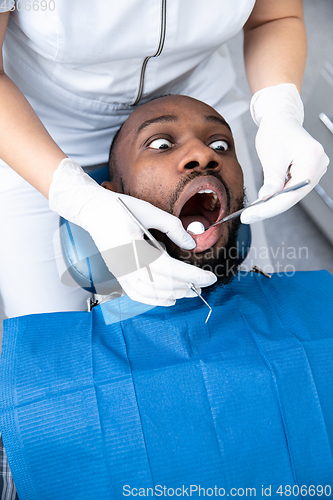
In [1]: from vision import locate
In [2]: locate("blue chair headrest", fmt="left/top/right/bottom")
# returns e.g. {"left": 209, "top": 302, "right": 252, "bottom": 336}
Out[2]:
{"left": 59, "top": 166, "right": 251, "bottom": 294}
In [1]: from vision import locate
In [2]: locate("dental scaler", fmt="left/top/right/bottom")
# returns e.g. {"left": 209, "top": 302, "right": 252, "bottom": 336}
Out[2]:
{"left": 187, "top": 179, "right": 310, "bottom": 235}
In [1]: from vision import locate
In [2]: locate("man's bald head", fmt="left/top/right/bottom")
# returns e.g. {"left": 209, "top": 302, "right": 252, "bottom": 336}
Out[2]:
{"left": 105, "top": 95, "right": 245, "bottom": 286}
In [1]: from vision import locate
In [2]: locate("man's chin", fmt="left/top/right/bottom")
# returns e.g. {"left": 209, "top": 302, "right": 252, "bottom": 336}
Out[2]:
{"left": 153, "top": 217, "right": 243, "bottom": 289}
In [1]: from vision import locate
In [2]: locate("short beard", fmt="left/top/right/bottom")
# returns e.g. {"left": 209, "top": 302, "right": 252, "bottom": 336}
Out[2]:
{"left": 122, "top": 168, "right": 247, "bottom": 292}
{"left": 161, "top": 213, "right": 244, "bottom": 293}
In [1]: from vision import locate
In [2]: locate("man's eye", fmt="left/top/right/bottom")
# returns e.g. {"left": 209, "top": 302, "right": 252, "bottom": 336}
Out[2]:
{"left": 148, "top": 138, "right": 173, "bottom": 150}
{"left": 209, "top": 140, "right": 229, "bottom": 152}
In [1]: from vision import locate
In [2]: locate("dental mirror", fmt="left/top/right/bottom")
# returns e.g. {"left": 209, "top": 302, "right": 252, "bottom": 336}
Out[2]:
{"left": 187, "top": 221, "right": 205, "bottom": 235}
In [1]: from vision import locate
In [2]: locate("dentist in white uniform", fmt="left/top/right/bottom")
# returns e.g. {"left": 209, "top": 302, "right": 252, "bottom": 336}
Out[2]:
{"left": 0, "top": 0, "right": 328, "bottom": 317}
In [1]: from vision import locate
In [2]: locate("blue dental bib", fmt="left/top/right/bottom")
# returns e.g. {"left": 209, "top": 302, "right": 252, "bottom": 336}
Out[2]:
{"left": 1, "top": 271, "right": 333, "bottom": 499}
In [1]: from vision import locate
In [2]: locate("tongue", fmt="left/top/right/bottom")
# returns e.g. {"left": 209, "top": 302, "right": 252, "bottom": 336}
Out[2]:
{"left": 179, "top": 193, "right": 220, "bottom": 231}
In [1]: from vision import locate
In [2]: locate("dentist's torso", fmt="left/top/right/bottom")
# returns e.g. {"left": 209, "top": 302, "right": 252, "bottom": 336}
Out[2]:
{"left": 3, "top": 0, "right": 255, "bottom": 165}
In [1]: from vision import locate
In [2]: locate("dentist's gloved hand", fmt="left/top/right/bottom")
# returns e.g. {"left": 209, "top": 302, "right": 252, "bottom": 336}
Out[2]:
{"left": 49, "top": 159, "right": 216, "bottom": 306}
{"left": 241, "top": 83, "right": 329, "bottom": 224}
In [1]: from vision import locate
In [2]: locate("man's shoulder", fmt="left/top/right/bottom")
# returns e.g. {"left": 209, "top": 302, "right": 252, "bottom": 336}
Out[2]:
{"left": 227, "top": 269, "right": 333, "bottom": 342}
{"left": 251, "top": 269, "right": 332, "bottom": 306}
{"left": 231, "top": 269, "right": 333, "bottom": 301}
{"left": 266, "top": 268, "right": 332, "bottom": 289}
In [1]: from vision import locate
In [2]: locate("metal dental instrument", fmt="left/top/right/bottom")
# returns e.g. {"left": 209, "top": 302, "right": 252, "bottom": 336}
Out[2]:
{"left": 116, "top": 197, "right": 213, "bottom": 324}
{"left": 206, "top": 179, "right": 311, "bottom": 230}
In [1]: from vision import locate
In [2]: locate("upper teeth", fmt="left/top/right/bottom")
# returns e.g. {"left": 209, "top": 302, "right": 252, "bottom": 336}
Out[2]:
{"left": 197, "top": 189, "right": 220, "bottom": 211}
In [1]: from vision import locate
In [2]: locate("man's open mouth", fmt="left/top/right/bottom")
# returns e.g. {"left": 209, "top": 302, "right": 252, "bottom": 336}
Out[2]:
{"left": 174, "top": 176, "right": 227, "bottom": 253}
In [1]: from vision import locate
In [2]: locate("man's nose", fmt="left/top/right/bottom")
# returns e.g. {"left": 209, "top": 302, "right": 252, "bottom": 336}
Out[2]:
{"left": 177, "top": 139, "right": 221, "bottom": 173}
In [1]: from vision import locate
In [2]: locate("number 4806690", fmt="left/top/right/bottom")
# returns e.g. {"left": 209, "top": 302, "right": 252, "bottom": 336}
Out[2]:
{"left": 1, "top": 0, "right": 55, "bottom": 11}
{"left": 276, "top": 485, "right": 332, "bottom": 497}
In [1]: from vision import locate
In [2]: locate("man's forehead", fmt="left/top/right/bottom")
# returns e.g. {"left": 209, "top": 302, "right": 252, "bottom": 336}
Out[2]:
{"left": 125, "top": 95, "right": 230, "bottom": 134}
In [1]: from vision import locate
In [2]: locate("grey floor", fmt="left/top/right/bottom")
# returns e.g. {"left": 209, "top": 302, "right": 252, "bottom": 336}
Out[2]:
{"left": 1, "top": 0, "right": 333, "bottom": 340}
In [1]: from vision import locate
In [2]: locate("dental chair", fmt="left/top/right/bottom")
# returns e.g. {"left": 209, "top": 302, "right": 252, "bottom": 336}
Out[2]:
{"left": 59, "top": 166, "right": 252, "bottom": 308}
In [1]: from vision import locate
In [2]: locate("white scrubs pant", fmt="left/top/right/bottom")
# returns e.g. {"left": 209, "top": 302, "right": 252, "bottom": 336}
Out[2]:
{"left": 0, "top": 117, "right": 271, "bottom": 319}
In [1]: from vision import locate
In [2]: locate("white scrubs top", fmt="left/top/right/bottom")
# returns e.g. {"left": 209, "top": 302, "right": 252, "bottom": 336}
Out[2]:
{"left": 1, "top": 0, "right": 255, "bottom": 166}
{"left": 0, "top": 0, "right": 274, "bottom": 322}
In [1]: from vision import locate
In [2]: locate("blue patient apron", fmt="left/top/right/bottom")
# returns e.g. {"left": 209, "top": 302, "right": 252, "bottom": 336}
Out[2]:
{"left": 0, "top": 271, "right": 333, "bottom": 499}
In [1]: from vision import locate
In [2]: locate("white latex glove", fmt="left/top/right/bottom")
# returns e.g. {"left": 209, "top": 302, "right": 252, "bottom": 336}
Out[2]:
{"left": 49, "top": 159, "right": 216, "bottom": 306}
{"left": 241, "top": 84, "right": 329, "bottom": 224}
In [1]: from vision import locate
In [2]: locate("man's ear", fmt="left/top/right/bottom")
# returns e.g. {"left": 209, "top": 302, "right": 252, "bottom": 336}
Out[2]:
{"left": 101, "top": 181, "right": 119, "bottom": 192}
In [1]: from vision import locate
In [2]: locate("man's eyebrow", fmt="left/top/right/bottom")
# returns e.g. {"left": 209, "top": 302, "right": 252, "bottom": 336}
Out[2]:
{"left": 137, "top": 115, "right": 178, "bottom": 134}
{"left": 205, "top": 115, "right": 231, "bottom": 132}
